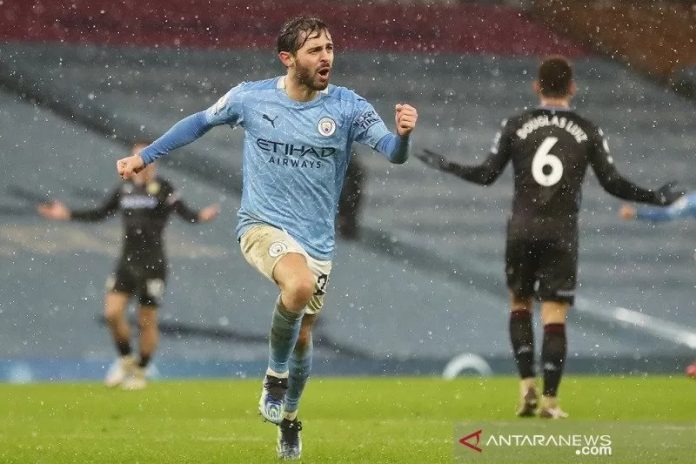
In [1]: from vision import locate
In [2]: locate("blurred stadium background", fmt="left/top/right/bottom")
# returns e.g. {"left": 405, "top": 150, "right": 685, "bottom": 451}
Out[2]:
{"left": 1, "top": 0, "right": 695, "bottom": 383}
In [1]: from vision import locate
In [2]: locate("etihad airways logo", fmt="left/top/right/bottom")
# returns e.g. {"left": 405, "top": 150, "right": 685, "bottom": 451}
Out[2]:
{"left": 256, "top": 138, "right": 336, "bottom": 158}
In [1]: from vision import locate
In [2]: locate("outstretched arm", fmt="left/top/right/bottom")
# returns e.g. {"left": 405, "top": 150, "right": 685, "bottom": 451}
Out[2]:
{"left": 620, "top": 193, "right": 695, "bottom": 222}
{"left": 591, "top": 157, "right": 663, "bottom": 205}
{"left": 416, "top": 118, "right": 511, "bottom": 185}
{"left": 37, "top": 188, "right": 120, "bottom": 221}
{"left": 118, "top": 112, "right": 214, "bottom": 178}
{"left": 588, "top": 130, "right": 681, "bottom": 206}
{"left": 416, "top": 149, "right": 510, "bottom": 185}
{"left": 172, "top": 198, "right": 220, "bottom": 223}
{"left": 117, "top": 85, "right": 246, "bottom": 179}
{"left": 139, "top": 112, "right": 214, "bottom": 166}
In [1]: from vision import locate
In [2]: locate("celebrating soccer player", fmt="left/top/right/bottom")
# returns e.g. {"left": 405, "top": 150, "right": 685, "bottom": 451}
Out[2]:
{"left": 39, "top": 143, "right": 219, "bottom": 390}
{"left": 417, "top": 56, "right": 680, "bottom": 419}
{"left": 116, "top": 17, "right": 417, "bottom": 459}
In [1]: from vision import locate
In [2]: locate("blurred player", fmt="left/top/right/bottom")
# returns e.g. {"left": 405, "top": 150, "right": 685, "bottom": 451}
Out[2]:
{"left": 336, "top": 152, "right": 365, "bottom": 240}
{"left": 38, "top": 143, "right": 219, "bottom": 390}
{"left": 417, "top": 56, "right": 681, "bottom": 418}
{"left": 115, "top": 16, "right": 417, "bottom": 459}
{"left": 619, "top": 191, "right": 695, "bottom": 377}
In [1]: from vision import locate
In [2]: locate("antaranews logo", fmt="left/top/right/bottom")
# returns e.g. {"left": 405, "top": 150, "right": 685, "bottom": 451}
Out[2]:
{"left": 456, "top": 424, "right": 613, "bottom": 462}
{"left": 459, "top": 429, "right": 612, "bottom": 455}
{"left": 459, "top": 429, "right": 483, "bottom": 453}
{"left": 456, "top": 421, "right": 694, "bottom": 464}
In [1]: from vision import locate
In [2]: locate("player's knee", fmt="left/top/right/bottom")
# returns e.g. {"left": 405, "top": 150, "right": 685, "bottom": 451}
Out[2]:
{"left": 104, "top": 307, "right": 121, "bottom": 324}
{"left": 282, "top": 276, "right": 315, "bottom": 311}
{"left": 509, "top": 292, "right": 533, "bottom": 312}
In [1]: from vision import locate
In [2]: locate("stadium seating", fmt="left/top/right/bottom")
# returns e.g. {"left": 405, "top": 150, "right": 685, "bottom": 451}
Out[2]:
{"left": 529, "top": 0, "right": 696, "bottom": 79}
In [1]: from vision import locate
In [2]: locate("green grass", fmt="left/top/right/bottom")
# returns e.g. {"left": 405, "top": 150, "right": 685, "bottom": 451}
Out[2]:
{"left": 0, "top": 376, "right": 694, "bottom": 463}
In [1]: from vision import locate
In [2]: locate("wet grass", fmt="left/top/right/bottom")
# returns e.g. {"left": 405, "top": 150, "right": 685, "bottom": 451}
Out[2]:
{"left": 0, "top": 376, "right": 693, "bottom": 463}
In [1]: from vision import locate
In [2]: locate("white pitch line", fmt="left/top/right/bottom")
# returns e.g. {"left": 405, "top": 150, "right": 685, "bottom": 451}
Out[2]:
{"left": 575, "top": 298, "right": 696, "bottom": 350}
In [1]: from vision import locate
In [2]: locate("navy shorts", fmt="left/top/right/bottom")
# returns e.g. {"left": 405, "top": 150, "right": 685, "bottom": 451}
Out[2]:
{"left": 106, "top": 262, "right": 167, "bottom": 307}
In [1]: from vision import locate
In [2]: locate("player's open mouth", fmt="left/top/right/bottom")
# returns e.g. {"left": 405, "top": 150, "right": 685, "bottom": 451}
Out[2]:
{"left": 318, "top": 68, "right": 330, "bottom": 80}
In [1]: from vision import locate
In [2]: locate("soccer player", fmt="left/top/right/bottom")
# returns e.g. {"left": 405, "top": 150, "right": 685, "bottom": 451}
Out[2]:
{"left": 38, "top": 143, "right": 219, "bottom": 390}
{"left": 417, "top": 56, "right": 680, "bottom": 419}
{"left": 115, "top": 17, "right": 417, "bottom": 459}
{"left": 619, "top": 191, "right": 695, "bottom": 378}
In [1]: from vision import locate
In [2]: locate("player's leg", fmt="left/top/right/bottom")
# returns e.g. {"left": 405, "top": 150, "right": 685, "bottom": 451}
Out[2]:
{"left": 122, "top": 275, "right": 165, "bottom": 390}
{"left": 240, "top": 226, "right": 315, "bottom": 424}
{"left": 278, "top": 313, "right": 317, "bottom": 460}
{"left": 103, "top": 273, "right": 136, "bottom": 387}
{"left": 278, "top": 255, "right": 330, "bottom": 459}
{"left": 539, "top": 301, "right": 569, "bottom": 418}
{"left": 105, "top": 292, "right": 132, "bottom": 357}
{"left": 536, "top": 238, "right": 575, "bottom": 418}
{"left": 119, "top": 305, "right": 157, "bottom": 391}
{"left": 270, "top": 251, "right": 313, "bottom": 366}
{"left": 510, "top": 293, "right": 537, "bottom": 417}
{"left": 137, "top": 306, "right": 159, "bottom": 370}
{"left": 284, "top": 313, "right": 316, "bottom": 419}
{"left": 505, "top": 239, "right": 538, "bottom": 417}
{"left": 257, "top": 253, "right": 314, "bottom": 424}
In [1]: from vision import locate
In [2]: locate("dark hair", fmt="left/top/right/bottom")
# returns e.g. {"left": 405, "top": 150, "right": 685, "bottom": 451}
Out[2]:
{"left": 538, "top": 56, "right": 573, "bottom": 98}
{"left": 277, "top": 16, "right": 328, "bottom": 54}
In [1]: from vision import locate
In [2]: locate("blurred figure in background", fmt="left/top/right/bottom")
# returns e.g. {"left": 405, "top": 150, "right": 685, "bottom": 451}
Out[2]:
{"left": 417, "top": 56, "right": 682, "bottom": 419}
{"left": 38, "top": 142, "right": 219, "bottom": 390}
{"left": 336, "top": 152, "right": 365, "bottom": 240}
{"left": 619, "top": 190, "right": 694, "bottom": 378}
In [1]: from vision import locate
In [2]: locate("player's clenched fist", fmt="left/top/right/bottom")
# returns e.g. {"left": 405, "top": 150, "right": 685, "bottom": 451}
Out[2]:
{"left": 117, "top": 154, "right": 145, "bottom": 179}
{"left": 395, "top": 103, "right": 418, "bottom": 136}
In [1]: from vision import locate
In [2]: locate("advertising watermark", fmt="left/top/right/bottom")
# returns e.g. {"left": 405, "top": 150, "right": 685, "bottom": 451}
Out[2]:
{"left": 454, "top": 421, "right": 694, "bottom": 463}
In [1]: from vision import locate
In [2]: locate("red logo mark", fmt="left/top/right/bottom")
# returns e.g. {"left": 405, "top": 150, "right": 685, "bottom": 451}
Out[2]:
{"left": 459, "top": 429, "right": 483, "bottom": 453}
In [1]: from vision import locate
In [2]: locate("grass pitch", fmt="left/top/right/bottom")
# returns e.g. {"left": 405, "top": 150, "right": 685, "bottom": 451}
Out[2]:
{"left": 0, "top": 376, "right": 694, "bottom": 463}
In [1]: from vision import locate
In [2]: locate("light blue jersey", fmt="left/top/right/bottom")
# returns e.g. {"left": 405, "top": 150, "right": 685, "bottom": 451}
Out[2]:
{"left": 140, "top": 76, "right": 409, "bottom": 259}
{"left": 636, "top": 192, "right": 696, "bottom": 222}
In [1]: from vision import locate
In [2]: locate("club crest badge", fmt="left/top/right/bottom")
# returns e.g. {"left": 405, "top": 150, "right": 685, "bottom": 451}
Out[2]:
{"left": 268, "top": 241, "right": 289, "bottom": 258}
{"left": 317, "top": 117, "right": 336, "bottom": 137}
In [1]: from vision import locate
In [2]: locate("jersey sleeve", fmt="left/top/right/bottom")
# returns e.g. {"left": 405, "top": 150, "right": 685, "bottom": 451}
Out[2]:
{"left": 350, "top": 97, "right": 391, "bottom": 149}
{"left": 139, "top": 84, "right": 247, "bottom": 165}
{"left": 70, "top": 187, "right": 120, "bottom": 221}
{"left": 203, "top": 83, "right": 247, "bottom": 127}
{"left": 587, "top": 126, "right": 661, "bottom": 204}
{"left": 162, "top": 183, "right": 199, "bottom": 223}
{"left": 440, "top": 119, "right": 512, "bottom": 185}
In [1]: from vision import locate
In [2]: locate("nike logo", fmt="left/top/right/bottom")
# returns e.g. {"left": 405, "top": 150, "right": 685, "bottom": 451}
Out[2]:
{"left": 263, "top": 114, "right": 278, "bottom": 128}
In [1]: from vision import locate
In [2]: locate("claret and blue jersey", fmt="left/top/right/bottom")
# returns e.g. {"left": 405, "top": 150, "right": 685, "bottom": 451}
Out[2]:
{"left": 140, "top": 76, "right": 408, "bottom": 260}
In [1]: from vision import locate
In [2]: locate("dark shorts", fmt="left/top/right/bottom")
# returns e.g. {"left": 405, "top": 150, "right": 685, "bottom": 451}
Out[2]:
{"left": 505, "top": 237, "right": 577, "bottom": 304}
{"left": 106, "top": 261, "right": 167, "bottom": 307}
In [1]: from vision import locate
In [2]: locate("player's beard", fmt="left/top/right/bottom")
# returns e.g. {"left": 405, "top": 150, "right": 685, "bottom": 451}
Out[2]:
{"left": 295, "top": 61, "right": 330, "bottom": 91}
